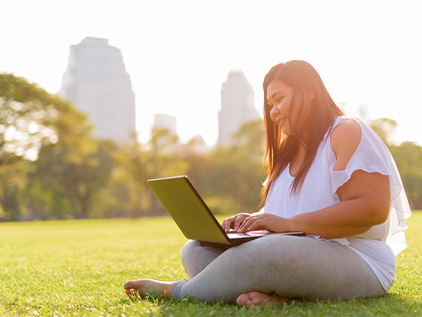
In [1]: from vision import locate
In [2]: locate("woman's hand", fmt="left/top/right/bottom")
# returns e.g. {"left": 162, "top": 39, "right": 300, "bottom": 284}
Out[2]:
{"left": 237, "top": 213, "right": 291, "bottom": 233}
{"left": 221, "top": 213, "right": 251, "bottom": 232}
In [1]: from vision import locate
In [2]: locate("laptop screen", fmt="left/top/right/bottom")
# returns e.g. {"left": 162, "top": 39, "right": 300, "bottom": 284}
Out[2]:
{"left": 147, "top": 176, "right": 230, "bottom": 244}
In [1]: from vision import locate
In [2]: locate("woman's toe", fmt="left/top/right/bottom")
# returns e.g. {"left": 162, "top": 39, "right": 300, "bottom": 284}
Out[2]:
{"left": 236, "top": 293, "right": 250, "bottom": 306}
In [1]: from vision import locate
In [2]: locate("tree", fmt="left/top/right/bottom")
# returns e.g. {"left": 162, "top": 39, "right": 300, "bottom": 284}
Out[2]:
{"left": 370, "top": 118, "right": 398, "bottom": 147}
{"left": 111, "top": 134, "right": 150, "bottom": 218}
{"left": 370, "top": 117, "right": 422, "bottom": 209}
{"left": 29, "top": 138, "right": 117, "bottom": 219}
{"left": 0, "top": 159, "right": 30, "bottom": 221}
{"left": 231, "top": 118, "right": 266, "bottom": 163}
{"left": 202, "top": 118, "right": 267, "bottom": 214}
{"left": 0, "top": 74, "right": 91, "bottom": 163}
{"left": 0, "top": 73, "right": 92, "bottom": 219}
{"left": 110, "top": 128, "right": 189, "bottom": 216}
{"left": 144, "top": 128, "right": 189, "bottom": 214}
{"left": 389, "top": 142, "right": 422, "bottom": 209}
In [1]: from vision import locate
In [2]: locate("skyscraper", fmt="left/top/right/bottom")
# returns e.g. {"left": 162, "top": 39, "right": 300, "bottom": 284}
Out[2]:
{"left": 60, "top": 37, "right": 136, "bottom": 143}
{"left": 153, "top": 113, "right": 177, "bottom": 136}
{"left": 217, "top": 70, "right": 259, "bottom": 145}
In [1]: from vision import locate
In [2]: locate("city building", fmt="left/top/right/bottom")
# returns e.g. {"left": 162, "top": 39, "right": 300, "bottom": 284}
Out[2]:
{"left": 60, "top": 37, "right": 136, "bottom": 144}
{"left": 153, "top": 113, "right": 177, "bottom": 136}
{"left": 217, "top": 70, "right": 259, "bottom": 145}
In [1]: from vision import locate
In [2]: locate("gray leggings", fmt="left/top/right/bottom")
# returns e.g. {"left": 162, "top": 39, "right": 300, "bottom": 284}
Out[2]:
{"left": 172, "top": 235, "right": 385, "bottom": 302}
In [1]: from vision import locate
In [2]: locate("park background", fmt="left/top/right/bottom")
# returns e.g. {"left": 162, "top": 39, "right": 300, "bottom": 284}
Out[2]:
{"left": 2, "top": 71, "right": 422, "bottom": 220}
{"left": 1, "top": 0, "right": 422, "bottom": 221}
{"left": 1, "top": 2, "right": 422, "bottom": 316}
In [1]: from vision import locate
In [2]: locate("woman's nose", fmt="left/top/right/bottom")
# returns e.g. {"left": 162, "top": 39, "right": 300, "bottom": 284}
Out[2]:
{"left": 270, "top": 104, "right": 280, "bottom": 115}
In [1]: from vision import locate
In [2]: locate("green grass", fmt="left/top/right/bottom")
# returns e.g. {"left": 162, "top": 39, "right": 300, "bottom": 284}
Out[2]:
{"left": 0, "top": 213, "right": 421, "bottom": 317}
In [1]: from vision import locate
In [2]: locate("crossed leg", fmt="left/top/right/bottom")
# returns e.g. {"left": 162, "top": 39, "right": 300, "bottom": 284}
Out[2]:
{"left": 123, "top": 279, "right": 289, "bottom": 307}
{"left": 180, "top": 240, "right": 288, "bottom": 306}
{"left": 124, "top": 236, "right": 384, "bottom": 306}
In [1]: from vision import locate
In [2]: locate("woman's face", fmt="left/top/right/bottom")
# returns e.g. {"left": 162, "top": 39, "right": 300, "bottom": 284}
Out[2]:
{"left": 266, "top": 80, "right": 296, "bottom": 135}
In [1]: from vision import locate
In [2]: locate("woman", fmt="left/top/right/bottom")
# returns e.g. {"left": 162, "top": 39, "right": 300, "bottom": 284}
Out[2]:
{"left": 124, "top": 60, "right": 411, "bottom": 307}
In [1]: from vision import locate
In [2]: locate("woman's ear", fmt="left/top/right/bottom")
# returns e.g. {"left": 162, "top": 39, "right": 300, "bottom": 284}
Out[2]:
{"left": 304, "top": 80, "right": 315, "bottom": 101}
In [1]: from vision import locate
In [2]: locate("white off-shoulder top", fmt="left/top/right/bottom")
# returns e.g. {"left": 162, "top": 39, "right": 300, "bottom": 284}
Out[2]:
{"left": 264, "top": 116, "right": 412, "bottom": 291}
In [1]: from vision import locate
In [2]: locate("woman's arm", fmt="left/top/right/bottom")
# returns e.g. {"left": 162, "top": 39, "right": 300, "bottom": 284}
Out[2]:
{"left": 286, "top": 169, "right": 390, "bottom": 238}
{"left": 237, "top": 120, "right": 391, "bottom": 239}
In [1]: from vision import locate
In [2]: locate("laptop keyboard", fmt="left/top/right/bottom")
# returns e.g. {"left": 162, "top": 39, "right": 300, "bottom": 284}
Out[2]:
{"left": 227, "top": 230, "right": 269, "bottom": 238}
{"left": 227, "top": 232, "right": 251, "bottom": 237}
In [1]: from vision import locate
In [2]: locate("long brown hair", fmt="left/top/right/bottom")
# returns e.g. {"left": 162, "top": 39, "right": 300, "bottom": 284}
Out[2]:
{"left": 261, "top": 60, "right": 344, "bottom": 203}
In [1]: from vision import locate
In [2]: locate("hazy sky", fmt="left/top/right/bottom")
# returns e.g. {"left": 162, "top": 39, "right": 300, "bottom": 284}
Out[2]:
{"left": 1, "top": 0, "right": 421, "bottom": 145}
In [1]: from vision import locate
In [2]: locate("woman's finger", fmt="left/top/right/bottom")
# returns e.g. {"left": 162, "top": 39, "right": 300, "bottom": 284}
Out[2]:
{"left": 239, "top": 215, "right": 268, "bottom": 232}
{"left": 221, "top": 219, "right": 227, "bottom": 231}
{"left": 238, "top": 217, "right": 256, "bottom": 232}
{"left": 222, "top": 216, "right": 235, "bottom": 232}
{"left": 233, "top": 215, "right": 247, "bottom": 231}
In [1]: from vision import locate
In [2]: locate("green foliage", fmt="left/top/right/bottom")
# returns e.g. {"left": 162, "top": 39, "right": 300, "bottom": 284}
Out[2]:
{"left": 107, "top": 120, "right": 266, "bottom": 217}
{"left": 111, "top": 128, "right": 189, "bottom": 217}
{"left": 185, "top": 118, "right": 267, "bottom": 214}
{"left": 370, "top": 118, "right": 422, "bottom": 209}
{"left": 0, "top": 73, "right": 94, "bottom": 219}
{"left": 203, "top": 195, "right": 243, "bottom": 215}
{"left": 370, "top": 118, "right": 398, "bottom": 147}
{"left": 389, "top": 142, "right": 422, "bottom": 209}
{"left": 146, "top": 127, "right": 189, "bottom": 178}
{"left": 1, "top": 74, "right": 421, "bottom": 219}
{"left": 0, "top": 215, "right": 421, "bottom": 316}
{"left": 109, "top": 136, "right": 150, "bottom": 218}
{"left": 0, "top": 159, "right": 31, "bottom": 221}
{"left": 29, "top": 139, "right": 117, "bottom": 218}
{"left": 0, "top": 73, "right": 91, "bottom": 164}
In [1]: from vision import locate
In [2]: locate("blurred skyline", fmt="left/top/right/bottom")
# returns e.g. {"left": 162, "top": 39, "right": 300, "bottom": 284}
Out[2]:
{"left": 1, "top": 0, "right": 421, "bottom": 145}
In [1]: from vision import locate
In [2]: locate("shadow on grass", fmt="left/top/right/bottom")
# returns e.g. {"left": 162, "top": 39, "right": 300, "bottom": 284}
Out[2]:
{"left": 121, "top": 293, "right": 421, "bottom": 317}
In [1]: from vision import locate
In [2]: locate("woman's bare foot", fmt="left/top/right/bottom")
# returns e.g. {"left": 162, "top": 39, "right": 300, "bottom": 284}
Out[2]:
{"left": 236, "top": 291, "right": 287, "bottom": 307}
{"left": 124, "top": 279, "right": 178, "bottom": 298}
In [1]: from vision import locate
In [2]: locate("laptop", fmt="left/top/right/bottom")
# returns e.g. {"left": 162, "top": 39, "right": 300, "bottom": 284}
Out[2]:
{"left": 147, "top": 175, "right": 304, "bottom": 248}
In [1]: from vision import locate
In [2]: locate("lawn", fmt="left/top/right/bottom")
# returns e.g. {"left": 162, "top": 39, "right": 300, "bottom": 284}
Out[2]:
{"left": 0, "top": 213, "right": 421, "bottom": 317}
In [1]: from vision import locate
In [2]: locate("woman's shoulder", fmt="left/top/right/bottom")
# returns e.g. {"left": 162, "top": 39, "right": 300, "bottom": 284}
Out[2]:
{"left": 329, "top": 117, "right": 362, "bottom": 170}
{"left": 331, "top": 118, "right": 361, "bottom": 150}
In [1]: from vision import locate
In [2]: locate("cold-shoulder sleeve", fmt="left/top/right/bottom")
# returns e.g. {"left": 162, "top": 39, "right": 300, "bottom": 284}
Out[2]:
{"left": 329, "top": 119, "right": 412, "bottom": 255}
